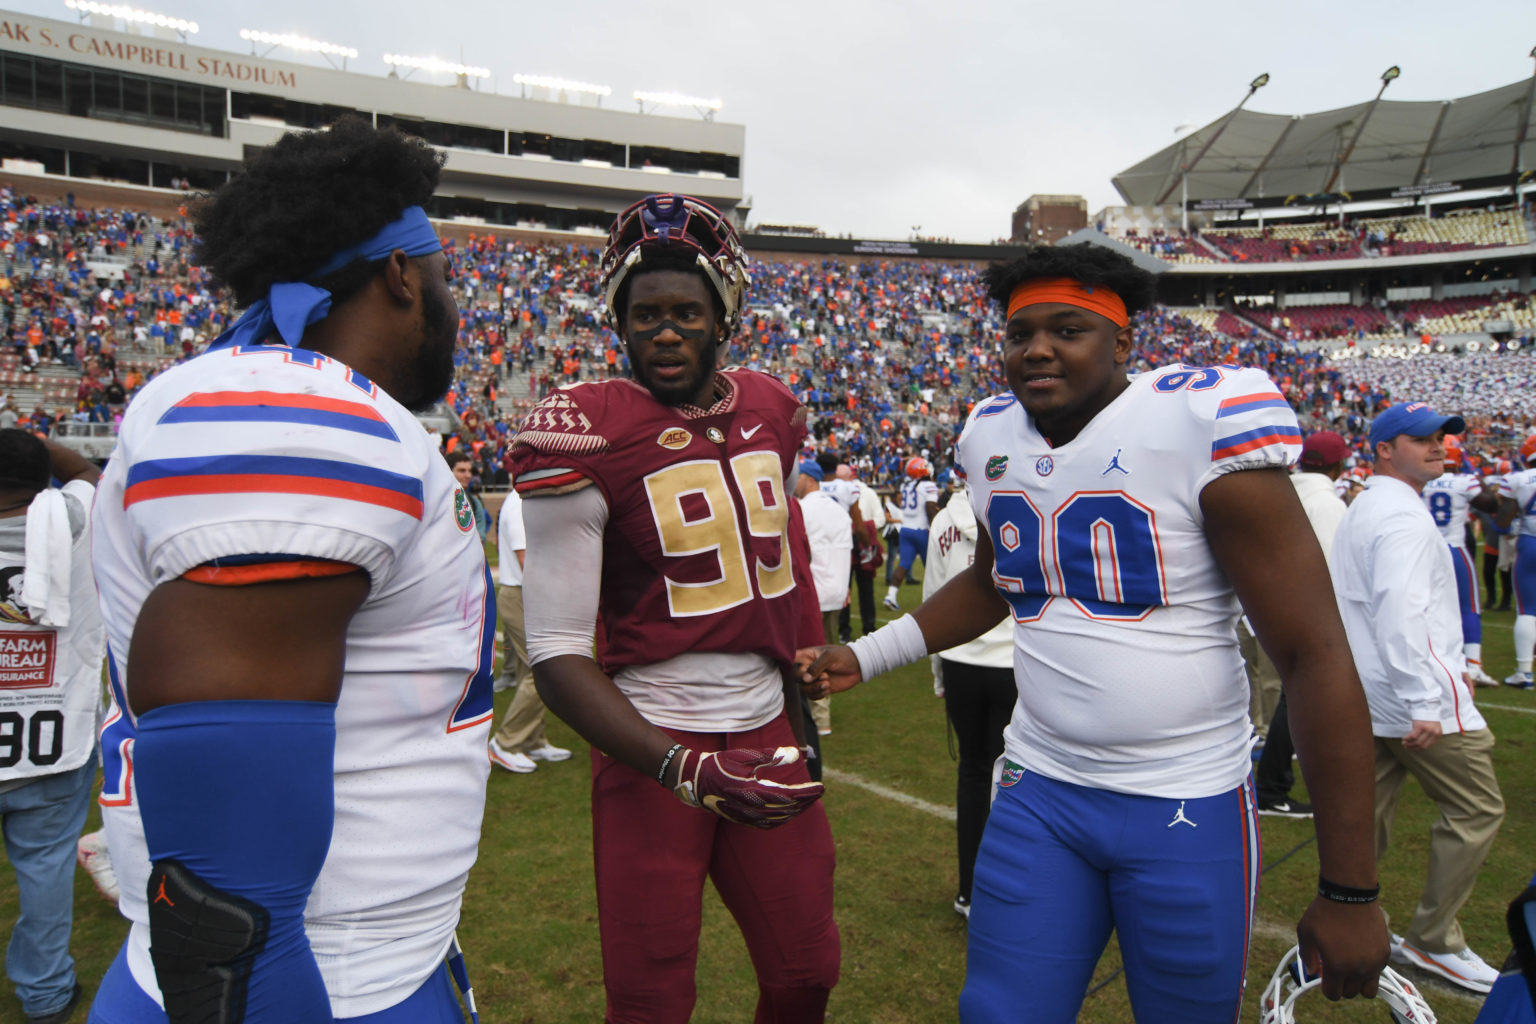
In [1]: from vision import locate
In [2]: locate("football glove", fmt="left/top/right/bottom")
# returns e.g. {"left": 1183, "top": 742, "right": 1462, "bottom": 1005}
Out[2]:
{"left": 672, "top": 746, "right": 824, "bottom": 829}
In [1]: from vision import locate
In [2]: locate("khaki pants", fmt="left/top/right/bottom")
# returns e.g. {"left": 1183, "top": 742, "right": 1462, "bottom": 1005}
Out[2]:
{"left": 809, "top": 609, "right": 840, "bottom": 734}
{"left": 492, "top": 584, "right": 550, "bottom": 753}
{"left": 1373, "top": 728, "right": 1505, "bottom": 953}
{"left": 1241, "top": 620, "right": 1281, "bottom": 738}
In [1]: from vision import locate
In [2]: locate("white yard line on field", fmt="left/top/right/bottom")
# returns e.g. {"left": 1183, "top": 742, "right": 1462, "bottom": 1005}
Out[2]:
{"left": 1478, "top": 701, "right": 1536, "bottom": 716}
{"left": 823, "top": 767, "right": 956, "bottom": 822}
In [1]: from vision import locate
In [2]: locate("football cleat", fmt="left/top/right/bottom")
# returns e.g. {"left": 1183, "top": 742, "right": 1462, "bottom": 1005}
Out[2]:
{"left": 488, "top": 739, "right": 537, "bottom": 773}
{"left": 1260, "top": 944, "right": 1436, "bottom": 1023}
{"left": 1504, "top": 671, "right": 1534, "bottom": 689}
{"left": 599, "top": 194, "right": 750, "bottom": 335}
{"left": 1466, "top": 666, "right": 1498, "bottom": 687}
{"left": 882, "top": 595, "right": 902, "bottom": 612}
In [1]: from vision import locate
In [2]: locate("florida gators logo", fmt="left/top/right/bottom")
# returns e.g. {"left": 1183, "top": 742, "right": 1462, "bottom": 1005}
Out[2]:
{"left": 985, "top": 455, "right": 1008, "bottom": 481}
{"left": 453, "top": 488, "right": 474, "bottom": 533}
{"left": 998, "top": 759, "right": 1025, "bottom": 788}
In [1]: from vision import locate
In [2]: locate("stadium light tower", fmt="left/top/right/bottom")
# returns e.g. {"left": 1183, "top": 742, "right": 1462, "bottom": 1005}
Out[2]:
{"left": 513, "top": 74, "right": 612, "bottom": 106}
{"left": 1323, "top": 65, "right": 1400, "bottom": 194}
{"left": 240, "top": 29, "right": 357, "bottom": 70}
{"left": 1158, "top": 72, "right": 1270, "bottom": 229}
{"left": 634, "top": 91, "right": 723, "bottom": 121}
{"left": 383, "top": 53, "right": 491, "bottom": 87}
{"left": 64, "top": 0, "right": 197, "bottom": 40}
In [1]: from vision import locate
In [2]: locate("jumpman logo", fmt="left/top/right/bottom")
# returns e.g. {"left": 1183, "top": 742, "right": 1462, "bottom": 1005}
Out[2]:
{"left": 1101, "top": 448, "right": 1129, "bottom": 476}
{"left": 1167, "top": 801, "right": 1198, "bottom": 829}
{"left": 153, "top": 877, "right": 175, "bottom": 907}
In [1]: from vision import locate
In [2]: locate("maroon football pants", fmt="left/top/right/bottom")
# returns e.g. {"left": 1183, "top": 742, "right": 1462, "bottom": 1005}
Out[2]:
{"left": 590, "top": 711, "right": 840, "bottom": 1024}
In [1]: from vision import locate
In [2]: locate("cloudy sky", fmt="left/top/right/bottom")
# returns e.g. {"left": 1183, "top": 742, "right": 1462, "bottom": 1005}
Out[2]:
{"left": 9, "top": 0, "right": 1535, "bottom": 239}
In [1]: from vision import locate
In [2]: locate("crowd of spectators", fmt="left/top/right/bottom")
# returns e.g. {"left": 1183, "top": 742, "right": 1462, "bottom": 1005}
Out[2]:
{"left": 3, "top": 182, "right": 1533, "bottom": 491}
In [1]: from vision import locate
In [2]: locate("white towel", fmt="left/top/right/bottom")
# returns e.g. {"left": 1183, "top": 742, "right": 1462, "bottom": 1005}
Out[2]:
{"left": 21, "top": 488, "right": 71, "bottom": 627}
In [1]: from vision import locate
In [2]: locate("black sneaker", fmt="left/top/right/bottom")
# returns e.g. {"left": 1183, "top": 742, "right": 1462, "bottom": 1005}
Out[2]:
{"left": 1258, "top": 797, "right": 1314, "bottom": 819}
{"left": 953, "top": 894, "right": 971, "bottom": 919}
{"left": 27, "top": 982, "right": 82, "bottom": 1024}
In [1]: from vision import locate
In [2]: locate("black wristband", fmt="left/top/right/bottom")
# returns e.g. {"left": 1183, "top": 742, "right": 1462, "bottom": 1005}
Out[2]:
{"left": 1317, "top": 875, "right": 1379, "bottom": 904}
{"left": 656, "top": 743, "right": 684, "bottom": 786}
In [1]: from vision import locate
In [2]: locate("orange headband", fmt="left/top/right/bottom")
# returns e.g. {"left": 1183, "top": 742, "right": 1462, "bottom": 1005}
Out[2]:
{"left": 1006, "top": 277, "right": 1129, "bottom": 327}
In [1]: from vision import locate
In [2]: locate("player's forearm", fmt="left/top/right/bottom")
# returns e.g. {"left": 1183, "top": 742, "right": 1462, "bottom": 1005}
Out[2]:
{"left": 1281, "top": 647, "right": 1379, "bottom": 889}
{"left": 911, "top": 560, "right": 1009, "bottom": 654}
{"left": 533, "top": 654, "right": 685, "bottom": 783}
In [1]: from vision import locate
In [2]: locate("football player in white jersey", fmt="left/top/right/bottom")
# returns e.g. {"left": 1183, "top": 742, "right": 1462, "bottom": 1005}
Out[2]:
{"left": 883, "top": 457, "right": 939, "bottom": 610}
{"left": 88, "top": 119, "right": 492, "bottom": 1023}
{"left": 802, "top": 244, "right": 1387, "bottom": 1022}
{"left": 1420, "top": 440, "right": 1500, "bottom": 685}
{"left": 1496, "top": 450, "right": 1536, "bottom": 688}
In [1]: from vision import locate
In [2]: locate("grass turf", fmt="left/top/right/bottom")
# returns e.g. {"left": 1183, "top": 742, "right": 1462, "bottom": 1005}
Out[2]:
{"left": 2, "top": 595, "right": 1530, "bottom": 1023}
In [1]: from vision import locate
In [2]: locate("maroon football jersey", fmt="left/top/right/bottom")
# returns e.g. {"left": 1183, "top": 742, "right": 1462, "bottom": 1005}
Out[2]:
{"left": 512, "top": 369, "right": 808, "bottom": 675}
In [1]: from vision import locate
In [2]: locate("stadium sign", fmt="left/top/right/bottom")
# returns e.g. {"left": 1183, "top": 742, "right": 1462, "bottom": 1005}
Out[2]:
{"left": 1, "top": 15, "right": 300, "bottom": 90}
{"left": 1390, "top": 181, "right": 1461, "bottom": 199}
{"left": 1192, "top": 198, "right": 1254, "bottom": 211}
{"left": 852, "top": 240, "right": 921, "bottom": 256}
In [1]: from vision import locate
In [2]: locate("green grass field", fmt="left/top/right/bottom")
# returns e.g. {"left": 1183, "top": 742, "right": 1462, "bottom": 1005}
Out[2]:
{"left": 3, "top": 593, "right": 1531, "bottom": 1023}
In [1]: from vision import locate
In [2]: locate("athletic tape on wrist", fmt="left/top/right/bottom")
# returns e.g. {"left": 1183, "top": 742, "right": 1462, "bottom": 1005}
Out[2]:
{"left": 847, "top": 614, "right": 929, "bottom": 681}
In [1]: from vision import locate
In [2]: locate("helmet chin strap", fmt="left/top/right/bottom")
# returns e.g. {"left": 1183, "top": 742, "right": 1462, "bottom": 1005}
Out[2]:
{"left": 630, "top": 319, "right": 709, "bottom": 344}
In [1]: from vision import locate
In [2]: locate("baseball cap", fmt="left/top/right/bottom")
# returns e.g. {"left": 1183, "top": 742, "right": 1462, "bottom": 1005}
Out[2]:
{"left": 1368, "top": 402, "right": 1466, "bottom": 450}
{"left": 1298, "top": 430, "right": 1348, "bottom": 468}
{"left": 797, "top": 460, "right": 824, "bottom": 482}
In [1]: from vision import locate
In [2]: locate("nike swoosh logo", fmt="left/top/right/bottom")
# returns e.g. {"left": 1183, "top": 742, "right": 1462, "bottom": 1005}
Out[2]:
{"left": 740, "top": 424, "right": 762, "bottom": 440}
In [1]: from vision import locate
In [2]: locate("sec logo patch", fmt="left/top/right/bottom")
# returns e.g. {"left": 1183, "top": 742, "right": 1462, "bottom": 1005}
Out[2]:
{"left": 657, "top": 428, "right": 693, "bottom": 451}
{"left": 453, "top": 488, "right": 474, "bottom": 533}
{"left": 1035, "top": 456, "right": 1054, "bottom": 477}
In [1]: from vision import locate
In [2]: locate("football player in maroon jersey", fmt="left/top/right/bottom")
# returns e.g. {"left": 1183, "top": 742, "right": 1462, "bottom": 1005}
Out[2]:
{"left": 511, "top": 194, "right": 838, "bottom": 1023}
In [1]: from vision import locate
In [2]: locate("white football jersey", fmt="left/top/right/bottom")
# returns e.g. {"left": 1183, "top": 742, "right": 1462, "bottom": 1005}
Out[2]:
{"left": 819, "top": 477, "right": 861, "bottom": 515}
{"left": 91, "top": 344, "right": 493, "bottom": 1018}
{"left": 1501, "top": 469, "right": 1536, "bottom": 539}
{"left": 898, "top": 477, "right": 939, "bottom": 530}
{"left": 1421, "top": 473, "right": 1482, "bottom": 547}
{"left": 957, "top": 366, "right": 1301, "bottom": 798}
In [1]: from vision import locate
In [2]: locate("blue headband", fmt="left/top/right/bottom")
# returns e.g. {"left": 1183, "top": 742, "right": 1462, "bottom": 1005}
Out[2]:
{"left": 208, "top": 206, "right": 442, "bottom": 351}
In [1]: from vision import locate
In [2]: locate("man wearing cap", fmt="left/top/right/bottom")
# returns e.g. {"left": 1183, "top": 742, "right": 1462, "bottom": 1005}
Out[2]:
{"left": 796, "top": 460, "right": 852, "bottom": 736}
{"left": 1332, "top": 401, "right": 1506, "bottom": 994}
{"left": 1249, "top": 430, "right": 1351, "bottom": 818}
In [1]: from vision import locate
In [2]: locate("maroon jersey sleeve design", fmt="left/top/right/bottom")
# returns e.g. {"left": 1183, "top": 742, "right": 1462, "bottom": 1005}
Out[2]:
{"left": 517, "top": 372, "right": 807, "bottom": 674}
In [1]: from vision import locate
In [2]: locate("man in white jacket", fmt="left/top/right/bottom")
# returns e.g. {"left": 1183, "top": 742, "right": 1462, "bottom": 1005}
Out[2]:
{"left": 1332, "top": 402, "right": 1505, "bottom": 994}
{"left": 796, "top": 461, "right": 852, "bottom": 735}
{"left": 923, "top": 487, "right": 1014, "bottom": 919}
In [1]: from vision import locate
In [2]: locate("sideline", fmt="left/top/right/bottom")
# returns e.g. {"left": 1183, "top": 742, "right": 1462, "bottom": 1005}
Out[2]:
{"left": 1479, "top": 701, "right": 1536, "bottom": 716}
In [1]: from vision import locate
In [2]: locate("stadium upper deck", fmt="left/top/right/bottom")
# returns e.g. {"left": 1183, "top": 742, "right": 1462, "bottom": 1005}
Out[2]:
{"left": 0, "top": 7, "right": 745, "bottom": 233}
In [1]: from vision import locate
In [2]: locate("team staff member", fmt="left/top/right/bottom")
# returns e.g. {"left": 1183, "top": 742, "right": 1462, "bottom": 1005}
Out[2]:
{"left": 487, "top": 485, "right": 572, "bottom": 772}
{"left": 796, "top": 461, "right": 852, "bottom": 737}
{"left": 1332, "top": 402, "right": 1506, "bottom": 993}
{"left": 803, "top": 244, "right": 1387, "bottom": 1022}
{"left": 921, "top": 484, "right": 1013, "bottom": 920}
{"left": 0, "top": 432, "right": 103, "bottom": 1024}
{"left": 513, "top": 194, "right": 836, "bottom": 1023}
{"left": 89, "top": 119, "right": 493, "bottom": 1023}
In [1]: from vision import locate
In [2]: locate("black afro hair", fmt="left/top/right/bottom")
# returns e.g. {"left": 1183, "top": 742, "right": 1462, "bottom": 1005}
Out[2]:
{"left": 981, "top": 244, "right": 1156, "bottom": 319}
{"left": 192, "top": 116, "right": 444, "bottom": 308}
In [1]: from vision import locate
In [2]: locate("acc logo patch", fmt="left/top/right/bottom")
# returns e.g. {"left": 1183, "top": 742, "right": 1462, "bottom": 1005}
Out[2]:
{"left": 985, "top": 455, "right": 1008, "bottom": 481}
{"left": 1035, "top": 456, "right": 1054, "bottom": 477}
{"left": 453, "top": 488, "right": 474, "bottom": 533}
{"left": 706, "top": 427, "right": 726, "bottom": 444}
{"left": 657, "top": 427, "right": 693, "bottom": 451}
{"left": 998, "top": 759, "right": 1025, "bottom": 788}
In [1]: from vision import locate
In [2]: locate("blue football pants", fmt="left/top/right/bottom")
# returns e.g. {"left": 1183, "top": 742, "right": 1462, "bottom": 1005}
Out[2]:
{"left": 960, "top": 769, "right": 1260, "bottom": 1023}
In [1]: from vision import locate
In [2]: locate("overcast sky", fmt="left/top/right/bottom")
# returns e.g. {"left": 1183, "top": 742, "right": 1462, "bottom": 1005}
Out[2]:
{"left": 8, "top": 0, "right": 1536, "bottom": 240}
